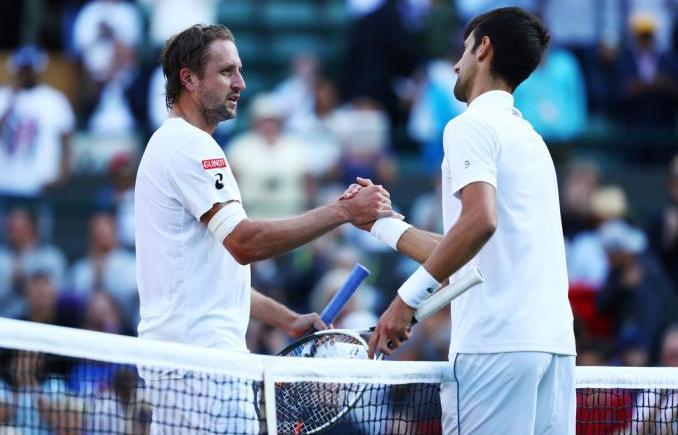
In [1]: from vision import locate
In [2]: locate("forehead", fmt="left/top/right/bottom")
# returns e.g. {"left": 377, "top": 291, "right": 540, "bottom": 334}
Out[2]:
{"left": 206, "top": 39, "right": 241, "bottom": 68}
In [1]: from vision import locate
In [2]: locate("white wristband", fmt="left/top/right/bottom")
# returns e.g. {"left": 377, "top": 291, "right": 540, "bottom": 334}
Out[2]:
{"left": 370, "top": 218, "right": 412, "bottom": 250}
{"left": 397, "top": 266, "right": 440, "bottom": 309}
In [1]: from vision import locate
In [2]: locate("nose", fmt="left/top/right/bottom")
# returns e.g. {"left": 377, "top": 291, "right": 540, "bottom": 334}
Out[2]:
{"left": 453, "top": 62, "right": 460, "bottom": 75}
{"left": 233, "top": 71, "right": 246, "bottom": 92}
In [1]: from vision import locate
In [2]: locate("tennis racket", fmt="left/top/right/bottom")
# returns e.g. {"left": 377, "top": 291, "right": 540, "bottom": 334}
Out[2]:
{"left": 275, "top": 267, "right": 484, "bottom": 434}
{"left": 256, "top": 264, "right": 370, "bottom": 429}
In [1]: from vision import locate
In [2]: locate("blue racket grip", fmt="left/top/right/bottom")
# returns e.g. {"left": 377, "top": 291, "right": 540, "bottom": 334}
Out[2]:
{"left": 320, "top": 263, "right": 370, "bottom": 325}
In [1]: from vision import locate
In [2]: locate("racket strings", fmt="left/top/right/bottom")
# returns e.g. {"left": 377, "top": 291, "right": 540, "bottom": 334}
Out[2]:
{"left": 276, "top": 333, "right": 368, "bottom": 434}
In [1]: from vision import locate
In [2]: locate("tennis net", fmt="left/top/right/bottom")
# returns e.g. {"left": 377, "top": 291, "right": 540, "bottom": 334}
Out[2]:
{"left": 1, "top": 318, "right": 677, "bottom": 434}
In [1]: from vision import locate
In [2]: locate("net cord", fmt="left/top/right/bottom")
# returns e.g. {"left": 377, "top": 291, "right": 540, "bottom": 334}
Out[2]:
{"left": 3, "top": 318, "right": 678, "bottom": 388}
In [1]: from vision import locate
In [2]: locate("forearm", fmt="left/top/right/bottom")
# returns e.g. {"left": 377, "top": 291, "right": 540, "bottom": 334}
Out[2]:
{"left": 250, "top": 289, "right": 297, "bottom": 332}
{"left": 395, "top": 227, "right": 443, "bottom": 264}
{"left": 422, "top": 208, "right": 494, "bottom": 282}
{"left": 226, "top": 203, "right": 348, "bottom": 264}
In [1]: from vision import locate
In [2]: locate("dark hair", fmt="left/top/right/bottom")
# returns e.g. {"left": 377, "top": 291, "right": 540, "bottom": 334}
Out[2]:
{"left": 463, "top": 7, "right": 550, "bottom": 90}
{"left": 161, "top": 24, "right": 235, "bottom": 109}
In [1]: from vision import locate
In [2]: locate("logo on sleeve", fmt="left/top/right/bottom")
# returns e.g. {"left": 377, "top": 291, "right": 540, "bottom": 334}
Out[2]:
{"left": 214, "top": 173, "right": 224, "bottom": 190}
{"left": 464, "top": 160, "right": 471, "bottom": 169}
{"left": 202, "top": 158, "right": 227, "bottom": 170}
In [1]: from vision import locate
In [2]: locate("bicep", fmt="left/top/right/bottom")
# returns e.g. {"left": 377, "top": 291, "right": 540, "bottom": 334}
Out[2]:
{"left": 459, "top": 182, "right": 497, "bottom": 228}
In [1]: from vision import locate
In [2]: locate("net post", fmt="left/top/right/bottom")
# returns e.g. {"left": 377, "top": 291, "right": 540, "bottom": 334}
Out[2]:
{"left": 263, "top": 358, "right": 278, "bottom": 435}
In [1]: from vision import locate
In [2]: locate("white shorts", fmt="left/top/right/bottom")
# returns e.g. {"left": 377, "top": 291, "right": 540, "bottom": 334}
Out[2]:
{"left": 440, "top": 352, "right": 575, "bottom": 435}
{"left": 145, "top": 372, "right": 260, "bottom": 434}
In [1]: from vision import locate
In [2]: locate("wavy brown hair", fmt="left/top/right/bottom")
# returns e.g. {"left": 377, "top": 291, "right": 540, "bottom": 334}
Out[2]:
{"left": 160, "top": 24, "right": 235, "bottom": 109}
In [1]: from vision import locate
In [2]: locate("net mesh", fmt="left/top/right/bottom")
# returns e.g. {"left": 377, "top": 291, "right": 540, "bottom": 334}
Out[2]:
{"left": 1, "top": 318, "right": 677, "bottom": 434}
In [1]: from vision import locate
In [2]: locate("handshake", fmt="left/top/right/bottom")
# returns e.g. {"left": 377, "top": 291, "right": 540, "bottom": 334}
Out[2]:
{"left": 335, "top": 176, "right": 404, "bottom": 231}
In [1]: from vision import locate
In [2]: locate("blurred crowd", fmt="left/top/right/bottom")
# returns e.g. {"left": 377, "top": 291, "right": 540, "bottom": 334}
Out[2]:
{"left": 0, "top": 0, "right": 676, "bottom": 371}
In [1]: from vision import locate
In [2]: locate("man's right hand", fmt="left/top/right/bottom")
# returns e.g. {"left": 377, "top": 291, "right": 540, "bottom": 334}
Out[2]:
{"left": 337, "top": 178, "right": 395, "bottom": 225}
{"left": 339, "top": 177, "right": 403, "bottom": 229}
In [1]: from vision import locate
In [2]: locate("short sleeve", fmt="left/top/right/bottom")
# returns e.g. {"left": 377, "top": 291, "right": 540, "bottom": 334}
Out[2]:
{"left": 167, "top": 138, "right": 242, "bottom": 220}
{"left": 53, "top": 91, "right": 75, "bottom": 134}
{"left": 443, "top": 116, "right": 499, "bottom": 198}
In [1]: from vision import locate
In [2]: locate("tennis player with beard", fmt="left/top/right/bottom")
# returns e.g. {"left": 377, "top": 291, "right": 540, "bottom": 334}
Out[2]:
{"left": 135, "top": 24, "right": 396, "bottom": 433}
{"left": 350, "top": 8, "right": 576, "bottom": 434}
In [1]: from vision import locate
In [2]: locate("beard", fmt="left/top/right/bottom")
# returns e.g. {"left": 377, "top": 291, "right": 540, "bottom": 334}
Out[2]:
{"left": 198, "top": 88, "right": 235, "bottom": 125}
{"left": 453, "top": 73, "right": 470, "bottom": 103}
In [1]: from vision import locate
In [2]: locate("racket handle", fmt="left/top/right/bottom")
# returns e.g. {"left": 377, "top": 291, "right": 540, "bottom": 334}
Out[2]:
{"left": 412, "top": 267, "right": 484, "bottom": 324}
{"left": 320, "top": 263, "right": 370, "bottom": 325}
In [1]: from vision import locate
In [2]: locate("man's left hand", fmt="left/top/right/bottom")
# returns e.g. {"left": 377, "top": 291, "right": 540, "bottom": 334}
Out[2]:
{"left": 368, "top": 296, "right": 415, "bottom": 358}
{"left": 286, "top": 313, "right": 327, "bottom": 338}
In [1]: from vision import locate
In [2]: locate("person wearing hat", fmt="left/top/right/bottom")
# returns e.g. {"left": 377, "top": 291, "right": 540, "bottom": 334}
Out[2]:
{"left": 0, "top": 45, "right": 75, "bottom": 235}
{"left": 597, "top": 220, "right": 676, "bottom": 366}
{"left": 616, "top": 12, "right": 678, "bottom": 130}
{"left": 225, "top": 93, "right": 312, "bottom": 219}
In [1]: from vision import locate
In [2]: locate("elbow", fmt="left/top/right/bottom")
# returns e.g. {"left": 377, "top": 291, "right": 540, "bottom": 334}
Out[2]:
{"left": 223, "top": 219, "right": 261, "bottom": 265}
{"left": 476, "top": 215, "right": 497, "bottom": 243}
{"left": 227, "top": 241, "right": 258, "bottom": 265}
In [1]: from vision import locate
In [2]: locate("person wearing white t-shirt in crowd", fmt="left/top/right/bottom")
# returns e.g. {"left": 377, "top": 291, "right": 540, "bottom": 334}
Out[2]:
{"left": 135, "top": 24, "right": 397, "bottom": 432}
{"left": 347, "top": 8, "right": 577, "bottom": 434}
{"left": 0, "top": 46, "right": 75, "bottom": 239}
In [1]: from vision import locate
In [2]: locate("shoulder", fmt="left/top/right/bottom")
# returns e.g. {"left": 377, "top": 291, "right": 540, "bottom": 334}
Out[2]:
{"left": 443, "top": 111, "right": 496, "bottom": 143}
{"left": 444, "top": 111, "right": 492, "bottom": 133}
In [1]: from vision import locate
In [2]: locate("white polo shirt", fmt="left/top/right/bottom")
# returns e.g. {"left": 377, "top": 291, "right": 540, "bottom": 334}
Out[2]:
{"left": 442, "top": 90, "right": 575, "bottom": 356}
{"left": 135, "top": 117, "right": 250, "bottom": 352}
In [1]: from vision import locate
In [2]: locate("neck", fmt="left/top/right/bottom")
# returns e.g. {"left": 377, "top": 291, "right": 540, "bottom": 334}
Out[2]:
{"left": 14, "top": 238, "right": 36, "bottom": 253}
{"left": 170, "top": 98, "right": 216, "bottom": 135}
{"left": 30, "top": 306, "right": 55, "bottom": 323}
{"left": 466, "top": 76, "right": 512, "bottom": 105}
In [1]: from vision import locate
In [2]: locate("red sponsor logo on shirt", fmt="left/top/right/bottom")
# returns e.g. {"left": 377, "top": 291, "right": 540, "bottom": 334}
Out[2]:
{"left": 202, "top": 158, "right": 227, "bottom": 170}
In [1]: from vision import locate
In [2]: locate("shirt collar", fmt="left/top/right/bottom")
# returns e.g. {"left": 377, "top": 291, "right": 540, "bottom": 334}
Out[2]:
{"left": 467, "top": 90, "right": 514, "bottom": 111}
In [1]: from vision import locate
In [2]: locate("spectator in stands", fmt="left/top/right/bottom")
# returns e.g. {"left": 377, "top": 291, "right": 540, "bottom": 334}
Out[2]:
{"left": 21, "top": 272, "right": 62, "bottom": 326}
{"left": 626, "top": 325, "right": 678, "bottom": 433}
{"left": 0, "top": 350, "right": 68, "bottom": 434}
{"left": 541, "top": 0, "right": 621, "bottom": 112}
{"left": 71, "top": 0, "right": 143, "bottom": 134}
{"left": 283, "top": 75, "right": 343, "bottom": 179}
{"left": 567, "top": 185, "right": 627, "bottom": 290}
{"left": 0, "top": 45, "right": 75, "bottom": 237}
{"left": 89, "top": 368, "right": 151, "bottom": 434}
{"left": 226, "top": 94, "right": 312, "bottom": 218}
{"left": 333, "top": 103, "right": 396, "bottom": 187}
{"left": 69, "top": 212, "right": 137, "bottom": 325}
{"left": 272, "top": 53, "right": 319, "bottom": 132}
{"left": 96, "top": 152, "right": 136, "bottom": 250}
{"left": 0, "top": 207, "right": 67, "bottom": 319}
{"left": 408, "top": 50, "right": 466, "bottom": 170}
{"left": 513, "top": 45, "right": 587, "bottom": 142}
{"left": 81, "top": 290, "right": 129, "bottom": 335}
{"left": 597, "top": 220, "right": 676, "bottom": 362}
{"left": 560, "top": 160, "right": 600, "bottom": 239}
{"left": 616, "top": 12, "right": 678, "bottom": 131}
{"left": 650, "top": 154, "right": 678, "bottom": 292}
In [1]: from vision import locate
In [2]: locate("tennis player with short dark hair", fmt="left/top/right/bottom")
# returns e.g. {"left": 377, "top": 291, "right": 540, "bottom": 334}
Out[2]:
{"left": 355, "top": 7, "right": 576, "bottom": 434}
{"left": 135, "top": 24, "right": 396, "bottom": 432}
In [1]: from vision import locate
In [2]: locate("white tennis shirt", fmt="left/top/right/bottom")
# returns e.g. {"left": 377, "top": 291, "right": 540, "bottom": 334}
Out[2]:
{"left": 135, "top": 117, "right": 250, "bottom": 352}
{"left": 442, "top": 90, "right": 575, "bottom": 356}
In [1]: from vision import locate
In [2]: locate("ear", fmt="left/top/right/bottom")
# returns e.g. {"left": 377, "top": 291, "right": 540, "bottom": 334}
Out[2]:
{"left": 476, "top": 35, "right": 492, "bottom": 62}
{"left": 179, "top": 67, "right": 197, "bottom": 92}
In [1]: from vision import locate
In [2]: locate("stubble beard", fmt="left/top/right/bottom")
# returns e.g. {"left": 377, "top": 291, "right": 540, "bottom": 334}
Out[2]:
{"left": 453, "top": 73, "right": 470, "bottom": 103}
{"left": 199, "top": 90, "right": 235, "bottom": 125}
